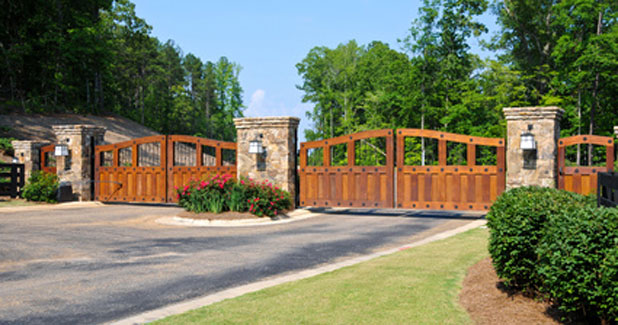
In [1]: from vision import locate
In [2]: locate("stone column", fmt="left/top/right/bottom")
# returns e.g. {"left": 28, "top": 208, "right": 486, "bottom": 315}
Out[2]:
{"left": 52, "top": 125, "right": 106, "bottom": 201}
{"left": 11, "top": 140, "right": 50, "bottom": 182}
{"left": 614, "top": 126, "right": 618, "bottom": 139}
{"left": 234, "top": 117, "right": 300, "bottom": 204}
{"left": 503, "top": 106, "right": 564, "bottom": 189}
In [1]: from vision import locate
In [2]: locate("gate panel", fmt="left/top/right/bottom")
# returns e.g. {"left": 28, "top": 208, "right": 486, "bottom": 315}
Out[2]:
{"left": 166, "top": 135, "right": 237, "bottom": 202}
{"left": 558, "top": 135, "right": 614, "bottom": 195}
{"left": 40, "top": 144, "right": 56, "bottom": 174}
{"left": 396, "top": 129, "right": 505, "bottom": 211}
{"left": 299, "top": 129, "right": 394, "bottom": 208}
{"left": 94, "top": 135, "right": 167, "bottom": 203}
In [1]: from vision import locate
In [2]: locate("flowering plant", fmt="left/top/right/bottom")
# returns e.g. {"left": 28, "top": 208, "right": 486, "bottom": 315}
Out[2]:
{"left": 176, "top": 174, "right": 292, "bottom": 217}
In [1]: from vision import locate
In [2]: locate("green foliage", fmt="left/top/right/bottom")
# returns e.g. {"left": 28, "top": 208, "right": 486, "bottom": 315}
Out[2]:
{"left": 0, "top": 0, "right": 243, "bottom": 140}
{"left": 487, "top": 186, "right": 617, "bottom": 323}
{"left": 486, "top": 186, "right": 593, "bottom": 291}
{"left": 21, "top": 171, "right": 58, "bottom": 203}
{"left": 177, "top": 175, "right": 292, "bottom": 218}
{"left": 537, "top": 206, "right": 618, "bottom": 323}
{"left": 0, "top": 137, "right": 16, "bottom": 156}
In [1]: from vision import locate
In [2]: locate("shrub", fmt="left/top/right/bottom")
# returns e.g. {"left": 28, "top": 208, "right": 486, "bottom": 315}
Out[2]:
{"left": 486, "top": 186, "right": 593, "bottom": 291}
{"left": 0, "top": 137, "right": 16, "bottom": 156}
{"left": 177, "top": 174, "right": 292, "bottom": 217}
{"left": 22, "top": 171, "right": 58, "bottom": 203}
{"left": 537, "top": 206, "right": 618, "bottom": 323}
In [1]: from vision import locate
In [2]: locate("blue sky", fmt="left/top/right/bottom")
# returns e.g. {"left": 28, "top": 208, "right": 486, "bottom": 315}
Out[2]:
{"left": 131, "top": 0, "right": 499, "bottom": 141}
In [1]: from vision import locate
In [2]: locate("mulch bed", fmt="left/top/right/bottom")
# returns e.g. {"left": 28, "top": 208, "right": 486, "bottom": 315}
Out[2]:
{"left": 460, "top": 257, "right": 563, "bottom": 325}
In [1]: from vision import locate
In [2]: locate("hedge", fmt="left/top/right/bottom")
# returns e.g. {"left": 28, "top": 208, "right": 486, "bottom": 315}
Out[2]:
{"left": 487, "top": 186, "right": 617, "bottom": 323}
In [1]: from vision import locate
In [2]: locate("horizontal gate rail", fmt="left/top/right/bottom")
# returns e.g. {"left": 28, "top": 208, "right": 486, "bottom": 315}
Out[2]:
{"left": 558, "top": 135, "right": 614, "bottom": 195}
{"left": 598, "top": 172, "right": 618, "bottom": 207}
{"left": 166, "top": 135, "right": 237, "bottom": 202}
{"left": 396, "top": 129, "right": 505, "bottom": 211}
{"left": 299, "top": 129, "right": 394, "bottom": 208}
{"left": 0, "top": 163, "right": 25, "bottom": 198}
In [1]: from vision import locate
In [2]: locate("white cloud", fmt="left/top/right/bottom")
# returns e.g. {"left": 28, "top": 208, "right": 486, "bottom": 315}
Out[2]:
{"left": 246, "top": 89, "right": 266, "bottom": 116}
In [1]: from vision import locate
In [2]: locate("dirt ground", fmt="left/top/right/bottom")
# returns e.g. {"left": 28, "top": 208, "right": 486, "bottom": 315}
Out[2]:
{"left": 460, "top": 257, "right": 561, "bottom": 325}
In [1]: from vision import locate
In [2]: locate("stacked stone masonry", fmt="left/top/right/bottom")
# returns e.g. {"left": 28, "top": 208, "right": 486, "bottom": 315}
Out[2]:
{"left": 234, "top": 117, "right": 300, "bottom": 206}
{"left": 503, "top": 106, "right": 564, "bottom": 189}
{"left": 52, "top": 125, "right": 106, "bottom": 201}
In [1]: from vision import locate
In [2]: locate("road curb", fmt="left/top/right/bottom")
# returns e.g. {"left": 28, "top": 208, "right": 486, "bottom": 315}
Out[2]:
{"left": 0, "top": 201, "right": 105, "bottom": 213}
{"left": 155, "top": 209, "right": 314, "bottom": 227}
{"left": 109, "top": 219, "right": 487, "bottom": 325}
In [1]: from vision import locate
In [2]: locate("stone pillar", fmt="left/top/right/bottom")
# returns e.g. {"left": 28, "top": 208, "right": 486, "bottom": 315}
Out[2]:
{"left": 52, "top": 125, "right": 106, "bottom": 201}
{"left": 503, "top": 106, "right": 564, "bottom": 189}
{"left": 11, "top": 140, "right": 50, "bottom": 182}
{"left": 614, "top": 126, "right": 618, "bottom": 139}
{"left": 234, "top": 117, "right": 300, "bottom": 203}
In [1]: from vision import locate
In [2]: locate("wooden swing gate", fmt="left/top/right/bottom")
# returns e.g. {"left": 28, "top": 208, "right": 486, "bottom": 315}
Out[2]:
{"left": 94, "top": 135, "right": 237, "bottom": 203}
{"left": 299, "top": 129, "right": 505, "bottom": 211}
{"left": 558, "top": 135, "right": 614, "bottom": 195}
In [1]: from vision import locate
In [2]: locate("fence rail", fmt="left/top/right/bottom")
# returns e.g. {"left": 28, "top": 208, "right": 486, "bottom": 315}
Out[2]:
{"left": 0, "top": 163, "right": 25, "bottom": 198}
{"left": 598, "top": 172, "right": 618, "bottom": 208}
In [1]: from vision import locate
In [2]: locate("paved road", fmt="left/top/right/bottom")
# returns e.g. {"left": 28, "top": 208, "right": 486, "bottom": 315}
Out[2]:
{"left": 0, "top": 204, "right": 481, "bottom": 324}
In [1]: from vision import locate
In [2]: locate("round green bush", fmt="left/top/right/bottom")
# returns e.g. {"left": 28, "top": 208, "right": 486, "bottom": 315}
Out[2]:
{"left": 486, "top": 186, "right": 593, "bottom": 291}
{"left": 537, "top": 206, "right": 618, "bottom": 323}
{"left": 22, "top": 170, "right": 58, "bottom": 203}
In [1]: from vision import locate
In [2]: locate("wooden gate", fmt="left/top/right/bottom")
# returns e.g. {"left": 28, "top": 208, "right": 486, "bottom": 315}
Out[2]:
{"left": 299, "top": 129, "right": 394, "bottom": 208}
{"left": 94, "top": 135, "right": 236, "bottom": 203}
{"left": 396, "top": 129, "right": 505, "bottom": 211}
{"left": 40, "top": 144, "right": 56, "bottom": 174}
{"left": 298, "top": 129, "right": 505, "bottom": 211}
{"left": 558, "top": 135, "right": 614, "bottom": 195}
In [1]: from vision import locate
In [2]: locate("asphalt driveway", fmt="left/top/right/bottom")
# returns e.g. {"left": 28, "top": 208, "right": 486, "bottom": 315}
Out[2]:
{"left": 0, "top": 204, "right": 482, "bottom": 324}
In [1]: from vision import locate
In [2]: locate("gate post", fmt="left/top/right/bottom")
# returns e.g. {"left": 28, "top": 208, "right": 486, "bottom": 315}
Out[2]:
{"left": 234, "top": 117, "right": 300, "bottom": 206}
{"left": 503, "top": 106, "right": 564, "bottom": 189}
{"left": 52, "top": 125, "right": 106, "bottom": 201}
{"left": 11, "top": 140, "right": 49, "bottom": 182}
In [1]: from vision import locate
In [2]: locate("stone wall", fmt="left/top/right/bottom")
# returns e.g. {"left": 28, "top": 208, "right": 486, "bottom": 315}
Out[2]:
{"left": 11, "top": 140, "right": 50, "bottom": 181}
{"left": 52, "top": 125, "right": 106, "bottom": 201}
{"left": 234, "top": 117, "right": 300, "bottom": 204}
{"left": 503, "top": 106, "right": 564, "bottom": 189}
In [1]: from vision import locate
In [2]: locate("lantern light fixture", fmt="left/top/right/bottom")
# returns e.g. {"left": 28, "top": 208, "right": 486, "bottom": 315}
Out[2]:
{"left": 520, "top": 124, "right": 536, "bottom": 151}
{"left": 249, "top": 134, "right": 264, "bottom": 154}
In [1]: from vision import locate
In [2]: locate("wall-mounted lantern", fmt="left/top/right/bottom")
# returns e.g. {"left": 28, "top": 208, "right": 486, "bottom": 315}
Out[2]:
{"left": 520, "top": 125, "right": 536, "bottom": 150}
{"left": 249, "top": 135, "right": 264, "bottom": 154}
{"left": 54, "top": 144, "right": 69, "bottom": 156}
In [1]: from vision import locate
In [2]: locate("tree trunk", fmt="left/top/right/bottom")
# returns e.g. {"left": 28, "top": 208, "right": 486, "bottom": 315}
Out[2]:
{"left": 588, "top": 10, "right": 603, "bottom": 165}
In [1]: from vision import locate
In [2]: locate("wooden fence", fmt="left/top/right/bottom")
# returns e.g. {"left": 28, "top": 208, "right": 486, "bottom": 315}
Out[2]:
{"left": 0, "top": 164, "right": 25, "bottom": 198}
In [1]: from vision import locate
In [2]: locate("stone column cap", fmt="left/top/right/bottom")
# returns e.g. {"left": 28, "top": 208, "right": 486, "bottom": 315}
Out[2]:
{"left": 52, "top": 124, "right": 106, "bottom": 135}
{"left": 503, "top": 106, "right": 564, "bottom": 120}
{"left": 234, "top": 116, "right": 300, "bottom": 129}
{"left": 10, "top": 140, "right": 51, "bottom": 149}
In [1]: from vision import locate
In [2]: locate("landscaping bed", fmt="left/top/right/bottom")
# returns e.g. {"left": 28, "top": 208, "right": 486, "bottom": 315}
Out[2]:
{"left": 460, "top": 257, "right": 560, "bottom": 325}
{"left": 177, "top": 211, "right": 261, "bottom": 221}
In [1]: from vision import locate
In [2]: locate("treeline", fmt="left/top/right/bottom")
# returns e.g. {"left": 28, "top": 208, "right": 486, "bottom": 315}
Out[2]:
{"left": 0, "top": 0, "right": 242, "bottom": 140}
{"left": 297, "top": 0, "right": 618, "bottom": 151}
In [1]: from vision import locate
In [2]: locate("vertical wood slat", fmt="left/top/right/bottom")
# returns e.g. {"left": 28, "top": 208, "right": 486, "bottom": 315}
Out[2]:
{"left": 496, "top": 145, "right": 506, "bottom": 196}
{"left": 467, "top": 144, "right": 475, "bottom": 167}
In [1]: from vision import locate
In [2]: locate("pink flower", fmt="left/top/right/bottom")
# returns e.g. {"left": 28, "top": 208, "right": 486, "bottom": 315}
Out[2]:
{"left": 274, "top": 186, "right": 279, "bottom": 190}
{"left": 250, "top": 203, "right": 254, "bottom": 211}
{"left": 219, "top": 183, "right": 224, "bottom": 189}
{"left": 254, "top": 197, "right": 260, "bottom": 202}
{"left": 274, "top": 209, "right": 278, "bottom": 215}
{"left": 174, "top": 186, "right": 178, "bottom": 190}
{"left": 241, "top": 180, "right": 245, "bottom": 185}
{"left": 184, "top": 185, "right": 190, "bottom": 191}
{"left": 270, "top": 202, "right": 274, "bottom": 206}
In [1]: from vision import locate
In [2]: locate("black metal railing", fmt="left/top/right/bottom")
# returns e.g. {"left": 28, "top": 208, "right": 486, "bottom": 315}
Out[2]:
{"left": 598, "top": 172, "right": 618, "bottom": 208}
{"left": 0, "top": 163, "right": 25, "bottom": 198}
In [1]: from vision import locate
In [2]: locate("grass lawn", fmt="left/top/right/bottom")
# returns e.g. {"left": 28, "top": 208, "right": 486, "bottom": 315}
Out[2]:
{"left": 155, "top": 227, "right": 489, "bottom": 325}
{"left": 0, "top": 199, "right": 38, "bottom": 208}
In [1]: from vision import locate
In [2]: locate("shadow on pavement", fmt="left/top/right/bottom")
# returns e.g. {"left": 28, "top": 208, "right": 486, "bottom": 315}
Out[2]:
{"left": 305, "top": 207, "right": 486, "bottom": 220}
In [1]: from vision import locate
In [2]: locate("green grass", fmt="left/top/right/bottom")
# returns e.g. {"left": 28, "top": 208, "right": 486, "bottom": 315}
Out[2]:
{"left": 154, "top": 227, "right": 489, "bottom": 325}
{"left": 0, "top": 199, "right": 38, "bottom": 207}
